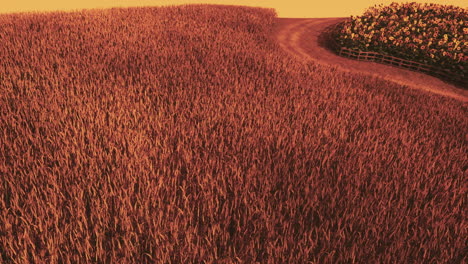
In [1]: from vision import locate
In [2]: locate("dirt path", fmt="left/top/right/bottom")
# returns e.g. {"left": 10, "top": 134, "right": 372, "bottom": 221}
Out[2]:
{"left": 274, "top": 18, "right": 468, "bottom": 102}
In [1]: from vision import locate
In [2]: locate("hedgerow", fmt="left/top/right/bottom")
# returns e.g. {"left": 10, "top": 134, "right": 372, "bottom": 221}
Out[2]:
{"left": 333, "top": 2, "right": 467, "bottom": 79}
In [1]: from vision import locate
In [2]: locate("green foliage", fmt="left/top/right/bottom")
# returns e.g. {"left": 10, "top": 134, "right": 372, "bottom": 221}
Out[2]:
{"left": 334, "top": 2, "right": 467, "bottom": 78}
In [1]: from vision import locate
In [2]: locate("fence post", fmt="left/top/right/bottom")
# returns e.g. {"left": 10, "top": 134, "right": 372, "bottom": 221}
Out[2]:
{"left": 327, "top": 22, "right": 465, "bottom": 86}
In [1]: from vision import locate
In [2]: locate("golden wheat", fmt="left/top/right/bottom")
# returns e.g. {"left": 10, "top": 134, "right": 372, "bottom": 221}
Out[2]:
{"left": 0, "top": 5, "right": 466, "bottom": 263}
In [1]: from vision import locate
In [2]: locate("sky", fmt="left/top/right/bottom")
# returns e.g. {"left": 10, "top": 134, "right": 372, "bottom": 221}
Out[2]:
{"left": 0, "top": 0, "right": 466, "bottom": 18}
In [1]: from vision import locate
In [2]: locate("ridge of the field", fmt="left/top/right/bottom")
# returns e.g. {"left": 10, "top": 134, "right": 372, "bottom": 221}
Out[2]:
{"left": 275, "top": 17, "right": 468, "bottom": 102}
{"left": 0, "top": 5, "right": 466, "bottom": 263}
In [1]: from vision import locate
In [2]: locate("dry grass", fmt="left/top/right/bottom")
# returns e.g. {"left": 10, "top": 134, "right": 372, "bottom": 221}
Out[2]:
{"left": 0, "top": 5, "right": 466, "bottom": 263}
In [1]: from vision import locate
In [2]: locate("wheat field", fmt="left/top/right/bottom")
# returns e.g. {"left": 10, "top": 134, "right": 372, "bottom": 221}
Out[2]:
{"left": 0, "top": 5, "right": 466, "bottom": 263}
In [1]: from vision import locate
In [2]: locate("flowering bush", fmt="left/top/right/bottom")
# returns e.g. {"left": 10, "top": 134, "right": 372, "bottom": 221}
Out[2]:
{"left": 333, "top": 2, "right": 467, "bottom": 79}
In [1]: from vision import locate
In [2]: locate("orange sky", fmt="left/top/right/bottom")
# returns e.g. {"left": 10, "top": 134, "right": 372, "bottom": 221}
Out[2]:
{"left": 0, "top": 0, "right": 466, "bottom": 17}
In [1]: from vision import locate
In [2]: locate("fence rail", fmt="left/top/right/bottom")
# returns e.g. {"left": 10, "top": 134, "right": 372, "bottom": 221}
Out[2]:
{"left": 323, "top": 23, "right": 468, "bottom": 87}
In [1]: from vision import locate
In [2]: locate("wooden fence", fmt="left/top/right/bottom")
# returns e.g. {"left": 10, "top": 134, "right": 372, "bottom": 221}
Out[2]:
{"left": 323, "top": 23, "right": 468, "bottom": 87}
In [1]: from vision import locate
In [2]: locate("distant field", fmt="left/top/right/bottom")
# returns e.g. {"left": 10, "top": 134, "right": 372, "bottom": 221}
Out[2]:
{"left": 0, "top": 5, "right": 466, "bottom": 263}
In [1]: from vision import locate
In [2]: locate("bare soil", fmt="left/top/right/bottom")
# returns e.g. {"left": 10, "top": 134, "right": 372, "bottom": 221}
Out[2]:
{"left": 274, "top": 18, "right": 468, "bottom": 102}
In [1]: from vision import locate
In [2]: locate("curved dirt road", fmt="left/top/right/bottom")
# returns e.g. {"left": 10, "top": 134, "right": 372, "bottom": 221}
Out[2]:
{"left": 275, "top": 18, "right": 468, "bottom": 102}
